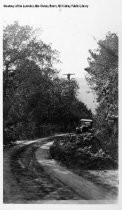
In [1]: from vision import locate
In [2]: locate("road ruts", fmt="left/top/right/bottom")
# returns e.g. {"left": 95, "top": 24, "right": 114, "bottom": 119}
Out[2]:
{"left": 3, "top": 141, "right": 82, "bottom": 203}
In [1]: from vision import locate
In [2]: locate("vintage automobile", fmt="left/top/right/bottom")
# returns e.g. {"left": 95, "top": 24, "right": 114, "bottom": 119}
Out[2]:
{"left": 76, "top": 119, "right": 93, "bottom": 134}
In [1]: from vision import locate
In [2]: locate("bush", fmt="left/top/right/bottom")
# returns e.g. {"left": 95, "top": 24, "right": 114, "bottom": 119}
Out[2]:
{"left": 50, "top": 134, "right": 117, "bottom": 170}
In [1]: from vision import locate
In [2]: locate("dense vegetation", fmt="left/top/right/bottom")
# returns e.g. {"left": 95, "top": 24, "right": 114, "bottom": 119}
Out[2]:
{"left": 3, "top": 22, "right": 92, "bottom": 145}
{"left": 49, "top": 32, "right": 118, "bottom": 169}
{"left": 50, "top": 134, "right": 117, "bottom": 170}
{"left": 85, "top": 33, "right": 118, "bottom": 160}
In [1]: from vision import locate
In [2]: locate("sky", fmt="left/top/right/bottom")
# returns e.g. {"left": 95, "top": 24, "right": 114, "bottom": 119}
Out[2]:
{"left": 2, "top": 0, "right": 121, "bottom": 111}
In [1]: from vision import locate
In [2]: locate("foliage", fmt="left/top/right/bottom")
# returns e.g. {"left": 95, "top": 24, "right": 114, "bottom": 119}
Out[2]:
{"left": 85, "top": 32, "right": 118, "bottom": 160}
{"left": 50, "top": 134, "right": 117, "bottom": 170}
{"left": 3, "top": 21, "right": 59, "bottom": 143}
{"left": 3, "top": 22, "right": 92, "bottom": 145}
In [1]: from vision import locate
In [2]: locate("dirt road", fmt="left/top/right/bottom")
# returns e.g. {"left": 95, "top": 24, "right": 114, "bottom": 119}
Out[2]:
{"left": 36, "top": 141, "right": 118, "bottom": 201}
{"left": 3, "top": 135, "right": 118, "bottom": 203}
{"left": 3, "top": 137, "right": 81, "bottom": 203}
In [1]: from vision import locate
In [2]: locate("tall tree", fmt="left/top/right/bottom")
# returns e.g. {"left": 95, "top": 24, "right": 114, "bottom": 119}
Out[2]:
{"left": 3, "top": 22, "right": 92, "bottom": 144}
{"left": 3, "top": 21, "right": 58, "bottom": 100}
{"left": 85, "top": 32, "right": 118, "bottom": 158}
{"left": 3, "top": 22, "right": 59, "bottom": 142}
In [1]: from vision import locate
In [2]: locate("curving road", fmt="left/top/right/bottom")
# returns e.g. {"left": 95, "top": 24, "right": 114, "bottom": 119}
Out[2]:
{"left": 3, "top": 134, "right": 118, "bottom": 203}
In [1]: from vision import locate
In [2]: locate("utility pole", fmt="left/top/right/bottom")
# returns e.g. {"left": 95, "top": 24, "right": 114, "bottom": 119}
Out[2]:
{"left": 63, "top": 73, "right": 75, "bottom": 81}
{"left": 63, "top": 73, "right": 75, "bottom": 133}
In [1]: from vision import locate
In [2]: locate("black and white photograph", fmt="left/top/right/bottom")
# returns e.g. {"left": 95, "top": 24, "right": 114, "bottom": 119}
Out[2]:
{"left": 1, "top": 0, "right": 121, "bottom": 206}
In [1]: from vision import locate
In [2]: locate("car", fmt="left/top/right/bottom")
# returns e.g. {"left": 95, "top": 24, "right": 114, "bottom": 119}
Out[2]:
{"left": 76, "top": 119, "right": 93, "bottom": 134}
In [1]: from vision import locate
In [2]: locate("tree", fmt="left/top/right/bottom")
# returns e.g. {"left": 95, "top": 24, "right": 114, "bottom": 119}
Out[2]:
{"left": 85, "top": 33, "right": 118, "bottom": 114}
{"left": 85, "top": 32, "right": 118, "bottom": 160}
{"left": 3, "top": 22, "right": 59, "bottom": 143}
{"left": 3, "top": 22, "right": 92, "bottom": 144}
{"left": 3, "top": 21, "right": 58, "bottom": 99}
